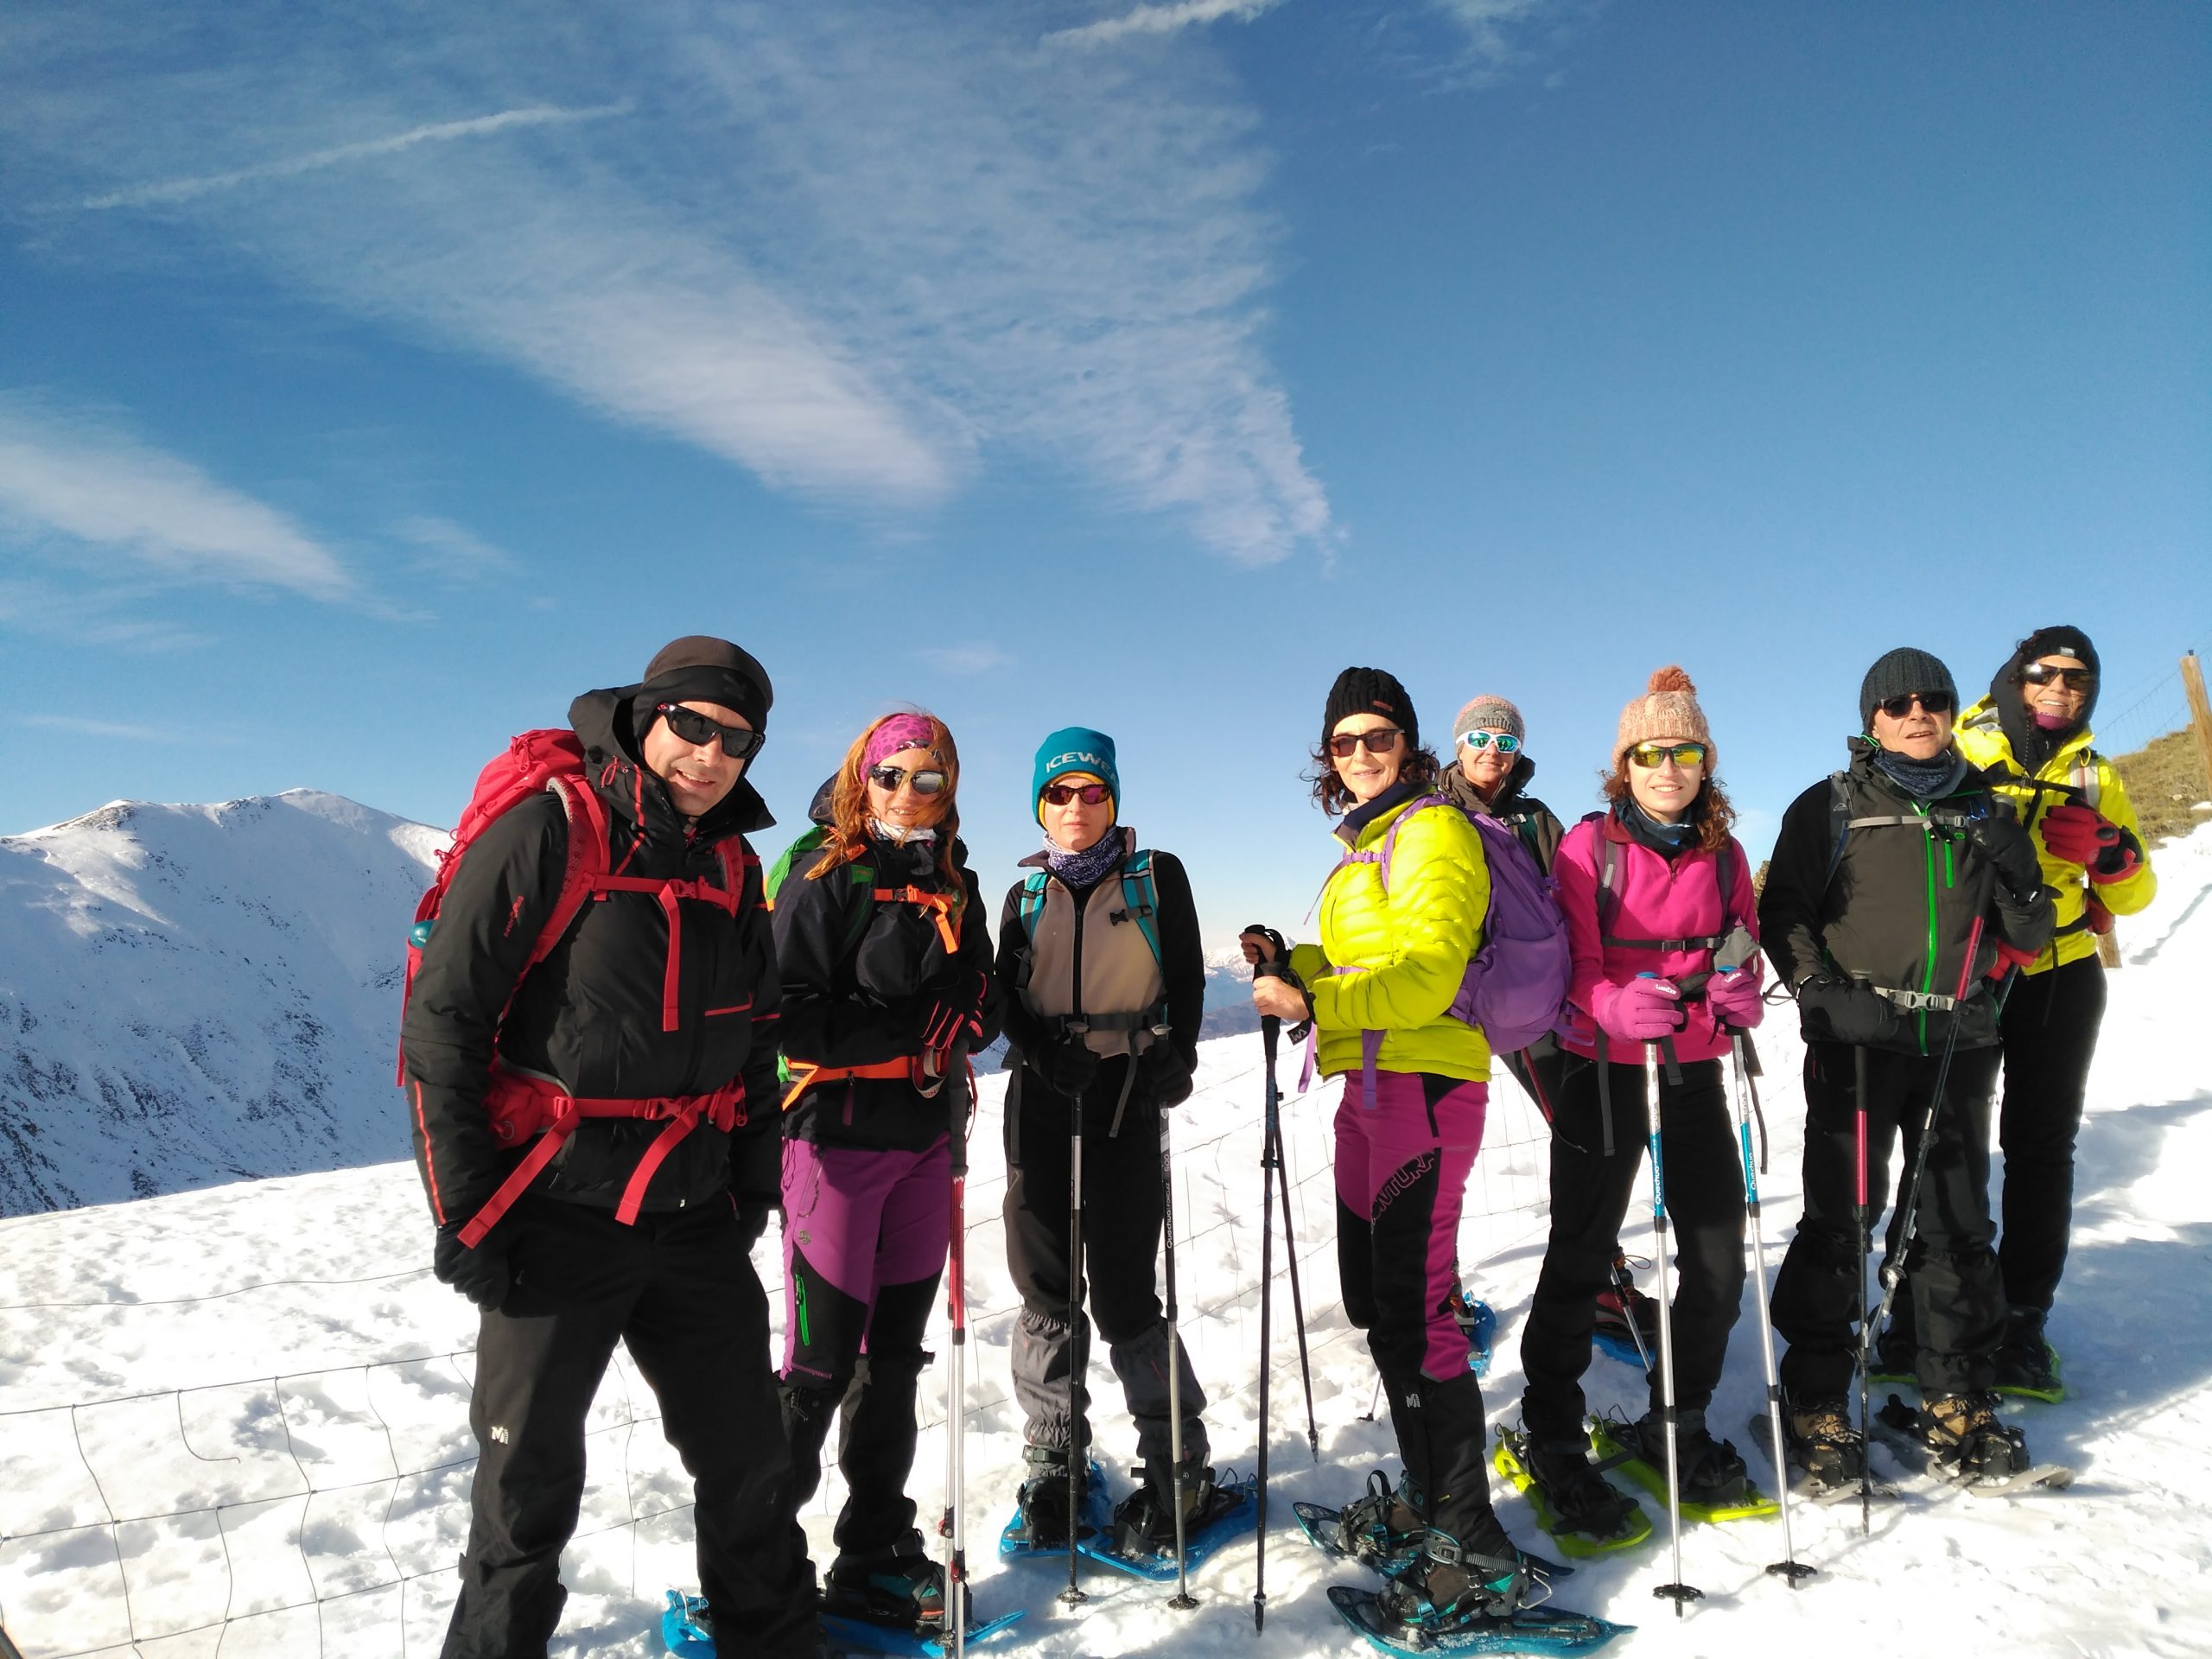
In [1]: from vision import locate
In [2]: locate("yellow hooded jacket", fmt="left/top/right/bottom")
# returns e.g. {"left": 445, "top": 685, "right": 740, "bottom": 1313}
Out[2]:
{"left": 1955, "top": 695, "right": 2158, "bottom": 973}
{"left": 1286, "top": 793, "right": 1492, "bottom": 1083}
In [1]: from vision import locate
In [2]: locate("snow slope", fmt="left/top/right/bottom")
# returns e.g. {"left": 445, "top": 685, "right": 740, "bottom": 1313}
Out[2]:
{"left": 0, "top": 792, "right": 444, "bottom": 1215}
{"left": 2, "top": 826, "right": 2208, "bottom": 1658}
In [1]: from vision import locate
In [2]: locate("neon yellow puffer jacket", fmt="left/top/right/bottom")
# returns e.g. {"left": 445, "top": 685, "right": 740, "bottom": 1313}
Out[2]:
{"left": 1955, "top": 696, "right": 2158, "bottom": 973}
{"left": 1285, "top": 794, "right": 1491, "bottom": 1083}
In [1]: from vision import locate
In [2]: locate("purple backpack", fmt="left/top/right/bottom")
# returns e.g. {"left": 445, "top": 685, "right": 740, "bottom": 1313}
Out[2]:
{"left": 1325, "top": 794, "right": 1571, "bottom": 1107}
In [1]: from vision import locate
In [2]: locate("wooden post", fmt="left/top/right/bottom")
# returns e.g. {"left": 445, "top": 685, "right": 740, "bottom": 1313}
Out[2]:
{"left": 2184, "top": 652, "right": 2212, "bottom": 802}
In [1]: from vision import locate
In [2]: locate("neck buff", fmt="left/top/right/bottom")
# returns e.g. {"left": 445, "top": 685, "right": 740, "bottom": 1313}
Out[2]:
{"left": 1619, "top": 793, "right": 1694, "bottom": 852}
{"left": 868, "top": 818, "right": 938, "bottom": 847}
{"left": 1872, "top": 747, "right": 1968, "bottom": 800}
{"left": 1043, "top": 826, "right": 1126, "bottom": 890}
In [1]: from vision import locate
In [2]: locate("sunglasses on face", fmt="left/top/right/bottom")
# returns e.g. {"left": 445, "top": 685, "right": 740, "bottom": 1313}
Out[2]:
{"left": 2019, "top": 664, "right": 2096, "bottom": 691}
{"left": 1040, "top": 782, "right": 1113, "bottom": 807}
{"left": 657, "top": 703, "right": 764, "bottom": 759}
{"left": 1327, "top": 728, "right": 1403, "bottom": 758}
{"left": 867, "top": 764, "right": 949, "bottom": 797}
{"left": 1628, "top": 741, "right": 1707, "bottom": 770}
{"left": 1457, "top": 729, "right": 1522, "bottom": 754}
{"left": 1874, "top": 691, "right": 1955, "bottom": 720}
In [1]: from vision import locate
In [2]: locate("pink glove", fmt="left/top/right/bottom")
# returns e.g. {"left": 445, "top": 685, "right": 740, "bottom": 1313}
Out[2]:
{"left": 1592, "top": 977, "right": 1684, "bottom": 1043}
{"left": 1706, "top": 969, "right": 1764, "bottom": 1031}
{"left": 2038, "top": 804, "right": 2116, "bottom": 866}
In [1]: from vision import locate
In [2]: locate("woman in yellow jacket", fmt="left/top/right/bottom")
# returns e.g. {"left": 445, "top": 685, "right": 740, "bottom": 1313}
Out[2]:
{"left": 1906, "top": 626, "right": 2157, "bottom": 1398}
{"left": 1245, "top": 667, "right": 1554, "bottom": 1644}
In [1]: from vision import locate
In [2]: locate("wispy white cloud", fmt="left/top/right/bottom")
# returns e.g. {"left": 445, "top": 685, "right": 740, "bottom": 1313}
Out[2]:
{"left": 1046, "top": 0, "right": 1286, "bottom": 48}
{"left": 21, "top": 713, "right": 217, "bottom": 744}
{"left": 917, "top": 644, "right": 1013, "bottom": 676}
{"left": 394, "top": 514, "right": 520, "bottom": 584}
{"left": 79, "top": 104, "right": 630, "bottom": 210}
{"left": 0, "top": 395, "right": 352, "bottom": 600}
{"left": 1426, "top": 0, "right": 1569, "bottom": 81}
{"left": 3, "top": 2, "right": 1329, "bottom": 563}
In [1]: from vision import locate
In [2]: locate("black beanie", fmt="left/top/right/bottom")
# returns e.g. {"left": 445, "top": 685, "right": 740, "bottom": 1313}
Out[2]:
{"left": 1324, "top": 666, "right": 1419, "bottom": 749}
{"left": 1859, "top": 646, "right": 1957, "bottom": 732}
{"left": 1993, "top": 624, "right": 2101, "bottom": 769}
{"left": 632, "top": 635, "right": 772, "bottom": 736}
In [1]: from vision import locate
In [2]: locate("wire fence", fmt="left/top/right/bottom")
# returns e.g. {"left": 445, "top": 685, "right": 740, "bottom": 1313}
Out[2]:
{"left": 0, "top": 1052, "right": 1560, "bottom": 1659}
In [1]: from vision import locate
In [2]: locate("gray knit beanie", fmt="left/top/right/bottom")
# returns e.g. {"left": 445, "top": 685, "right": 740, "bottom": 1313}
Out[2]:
{"left": 1859, "top": 646, "right": 1956, "bottom": 731}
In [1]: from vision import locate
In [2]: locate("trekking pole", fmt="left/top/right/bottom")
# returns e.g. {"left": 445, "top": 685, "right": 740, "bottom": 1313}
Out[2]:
{"left": 1642, "top": 1032, "right": 1703, "bottom": 1615}
{"left": 1853, "top": 1039, "right": 1874, "bottom": 1535}
{"left": 1269, "top": 1108, "right": 1320, "bottom": 1462}
{"left": 942, "top": 1039, "right": 973, "bottom": 1656}
{"left": 1060, "top": 1024, "right": 1090, "bottom": 1610}
{"left": 1155, "top": 1035, "right": 1198, "bottom": 1611}
{"left": 1856, "top": 920, "right": 2004, "bottom": 1535}
{"left": 1249, "top": 998, "right": 1283, "bottom": 1633}
{"left": 1729, "top": 1028, "right": 1815, "bottom": 1586}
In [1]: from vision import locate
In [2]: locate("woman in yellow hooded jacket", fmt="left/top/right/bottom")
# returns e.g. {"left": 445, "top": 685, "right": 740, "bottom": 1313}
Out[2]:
{"left": 1244, "top": 667, "right": 1564, "bottom": 1646}
{"left": 1897, "top": 626, "right": 2157, "bottom": 1400}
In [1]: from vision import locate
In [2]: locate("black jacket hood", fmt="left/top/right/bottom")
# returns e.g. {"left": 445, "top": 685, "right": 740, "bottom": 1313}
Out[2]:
{"left": 569, "top": 685, "right": 775, "bottom": 838}
{"left": 1989, "top": 626, "right": 2101, "bottom": 774}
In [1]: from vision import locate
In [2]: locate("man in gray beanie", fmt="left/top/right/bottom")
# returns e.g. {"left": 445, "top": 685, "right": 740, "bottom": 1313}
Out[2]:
{"left": 1755, "top": 645, "right": 2053, "bottom": 1494}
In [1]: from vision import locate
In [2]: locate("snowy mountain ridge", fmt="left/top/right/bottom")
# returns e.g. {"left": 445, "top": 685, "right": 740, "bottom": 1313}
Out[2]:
{"left": 0, "top": 790, "right": 444, "bottom": 1215}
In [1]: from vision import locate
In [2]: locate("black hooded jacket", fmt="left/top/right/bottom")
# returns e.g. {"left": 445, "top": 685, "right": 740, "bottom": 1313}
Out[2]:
{"left": 772, "top": 820, "right": 1003, "bottom": 1152}
{"left": 1986, "top": 626, "right": 2101, "bottom": 779}
{"left": 1758, "top": 740, "right": 2055, "bottom": 1054}
{"left": 402, "top": 687, "right": 784, "bottom": 1228}
{"left": 1440, "top": 752, "right": 1566, "bottom": 873}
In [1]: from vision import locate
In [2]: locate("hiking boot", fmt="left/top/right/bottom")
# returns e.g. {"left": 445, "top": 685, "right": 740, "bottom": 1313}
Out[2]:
{"left": 1523, "top": 1435, "right": 1637, "bottom": 1539}
{"left": 1376, "top": 1519, "right": 1541, "bottom": 1635}
{"left": 1109, "top": 1455, "right": 1231, "bottom": 1557}
{"left": 1008, "top": 1445, "right": 1084, "bottom": 1549}
{"left": 1617, "top": 1410, "right": 1751, "bottom": 1507}
{"left": 1321, "top": 1468, "right": 1426, "bottom": 1567}
{"left": 1919, "top": 1391, "right": 2031, "bottom": 1483}
{"left": 1593, "top": 1253, "right": 1659, "bottom": 1359}
{"left": 1783, "top": 1394, "right": 1866, "bottom": 1487}
{"left": 824, "top": 1533, "right": 962, "bottom": 1632}
{"left": 1993, "top": 1306, "right": 2063, "bottom": 1398}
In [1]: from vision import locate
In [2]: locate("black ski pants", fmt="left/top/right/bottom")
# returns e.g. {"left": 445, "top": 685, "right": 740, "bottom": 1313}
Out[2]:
{"left": 1773, "top": 1041, "right": 2004, "bottom": 1401}
{"left": 1002, "top": 1063, "right": 1205, "bottom": 1470}
{"left": 441, "top": 1196, "right": 816, "bottom": 1659}
{"left": 1518, "top": 1054, "right": 1745, "bottom": 1444}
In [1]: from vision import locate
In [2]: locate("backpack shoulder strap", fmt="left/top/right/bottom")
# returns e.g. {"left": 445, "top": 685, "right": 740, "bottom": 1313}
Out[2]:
{"left": 1821, "top": 771, "right": 1853, "bottom": 891}
{"left": 531, "top": 775, "right": 611, "bottom": 974}
{"left": 1119, "top": 849, "right": 1162, "bottom": 965}
{"left": 1019, "top": 868, "right": 1052, "bottom": 942}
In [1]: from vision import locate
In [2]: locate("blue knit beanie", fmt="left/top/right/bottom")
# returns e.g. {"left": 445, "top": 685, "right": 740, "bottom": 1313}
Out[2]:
{"left": 1033, "top": 727, "right": 1119, "bottom": 819}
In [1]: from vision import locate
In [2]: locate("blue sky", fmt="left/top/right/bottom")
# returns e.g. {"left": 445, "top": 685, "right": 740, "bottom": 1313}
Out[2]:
{"left": 3, "top": 1, "right": 2206, "bottom": 947}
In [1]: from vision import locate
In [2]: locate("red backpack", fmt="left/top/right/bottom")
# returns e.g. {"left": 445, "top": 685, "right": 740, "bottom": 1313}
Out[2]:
{"left": 398, "top": 728, "right": 750, "bottom": 1244}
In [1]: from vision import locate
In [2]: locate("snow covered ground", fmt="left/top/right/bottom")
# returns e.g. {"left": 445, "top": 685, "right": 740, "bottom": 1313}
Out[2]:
{"left": 3, "top": 825, "right": 2208, "bottom": 1659}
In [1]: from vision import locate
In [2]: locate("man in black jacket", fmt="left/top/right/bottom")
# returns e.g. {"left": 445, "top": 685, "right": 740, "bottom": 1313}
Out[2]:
{"left": 1760, "top": 646, "right": 2055, "bottom": 1486}
{"left": 403, "top": 637, "right": 819, "bottom": 1658}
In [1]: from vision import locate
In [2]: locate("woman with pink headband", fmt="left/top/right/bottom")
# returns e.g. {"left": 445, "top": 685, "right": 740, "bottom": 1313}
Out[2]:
{"left": 765, "top": 710, "right": 1001, "bottom": 1643}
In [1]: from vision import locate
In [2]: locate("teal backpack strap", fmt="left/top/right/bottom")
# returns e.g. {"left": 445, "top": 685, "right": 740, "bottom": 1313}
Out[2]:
{"left": 1119, "top": 849, "right": 1163, "bottom": 966}
{"left": 1019, "top": 869, "right": 1052, "bottom": 943}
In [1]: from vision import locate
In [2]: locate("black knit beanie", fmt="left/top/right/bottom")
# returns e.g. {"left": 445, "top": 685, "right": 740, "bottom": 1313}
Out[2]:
{"left": 1324, "top": 666, "right": 1418, "bottom": 749}
{"left": 631, "top": 635, "right": 773, "bottom": 741}
{"left": 1993, "top": 624, "right": 2101, "bottom": 769}
{"left": 1859, "top": 646, "right": 1957, "bottom": 732}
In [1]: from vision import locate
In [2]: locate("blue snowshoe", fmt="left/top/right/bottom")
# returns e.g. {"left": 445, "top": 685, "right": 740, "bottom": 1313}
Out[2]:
{"left": 1081, "top": 1457, "right": 1257, "bottom": 1580}
{"left": 1329, "top": 1527, "right": 1628, "bottom": 1656}
{"left": 999, "top": 1447, "right": 1109, "bottom": 1556}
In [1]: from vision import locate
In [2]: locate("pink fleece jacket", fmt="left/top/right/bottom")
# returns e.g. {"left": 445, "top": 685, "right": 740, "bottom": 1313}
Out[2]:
{"left": 1553, "top": 812, "right": 1762, "bottom": 1064}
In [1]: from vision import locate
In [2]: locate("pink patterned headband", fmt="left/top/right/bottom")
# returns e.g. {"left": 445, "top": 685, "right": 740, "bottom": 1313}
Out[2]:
{"left": 863, "top": 714, "right": 940, "bottom": 773}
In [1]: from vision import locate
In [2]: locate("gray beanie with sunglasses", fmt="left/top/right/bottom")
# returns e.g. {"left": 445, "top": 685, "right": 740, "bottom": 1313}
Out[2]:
{"left": 1859, "top": 646, "right": 1956, "bottom": 733}
{"left": 1452, "top": 694, "right": 1525, "bottom": 746}
{"left": 630, "top": 635, "right": 773, "bottom": 741}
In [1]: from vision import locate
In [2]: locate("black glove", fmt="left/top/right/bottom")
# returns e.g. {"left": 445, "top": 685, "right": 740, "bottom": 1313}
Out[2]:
{"left": 728, "top": 1129, "right": 783, "bottom": 1247}
{"left": 1794, "top": 976, "right": 1904, "bottom": 1048}
{"left": 1042, "top": 1036, "right": 1102, "bottom": 1097}
{"left": 1140, "top": 1040, "right": 1196, "bottom": 1108}
{"left": 1962, "top": 806, "right": 2044, "bottom": 903}
{"left": 434, "top": 1222, "right": 512, "bottom": 1312}
{"left": 918, "top": 966, "right": 988, "bottom": 1052}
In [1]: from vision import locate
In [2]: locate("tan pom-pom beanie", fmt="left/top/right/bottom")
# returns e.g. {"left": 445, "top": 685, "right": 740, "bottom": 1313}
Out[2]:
{"left": 1613, "top": 665, "right": 1713, "bottom": 772}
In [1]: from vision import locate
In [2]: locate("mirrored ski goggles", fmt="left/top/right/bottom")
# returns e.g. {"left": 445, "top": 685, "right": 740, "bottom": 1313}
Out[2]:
{"left": 656, "top": 703, "right": 764, "bottom": 759}
{"left": 1326, "top": 728, "right": 1403, "bottom": 758}
{"left": 1456, "top": 729, "right": 1522, "bottom": 754}
{"left": 1873, "top": 691, "right": 1955, "bottom": 720}
{"left": 1627, "top": 741, "right": 1707, "bottom": 770}
{"left": 2019, "top": 663, "right": 2096, "bottom": 690}
{"left": 1040, "top": 782, "right": 1113, "bottom": 807}
{"left": 867, "top": 764, "right": 950, "bottom": 797}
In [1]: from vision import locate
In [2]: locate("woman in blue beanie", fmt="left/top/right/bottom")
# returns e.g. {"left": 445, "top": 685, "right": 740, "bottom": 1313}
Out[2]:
{"left": 995, "top": 727, "right": 1234, "bottom": 1558}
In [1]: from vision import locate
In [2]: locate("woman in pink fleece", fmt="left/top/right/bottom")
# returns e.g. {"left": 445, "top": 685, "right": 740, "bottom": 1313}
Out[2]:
{"left": 1506, "top": 666, "right": 1765, "bottom": 1548}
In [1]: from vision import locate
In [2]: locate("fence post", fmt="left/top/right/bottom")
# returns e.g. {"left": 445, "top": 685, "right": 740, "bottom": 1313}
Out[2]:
{"left": 2183, "top": 652, "right": 2212, "bottom": 804}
